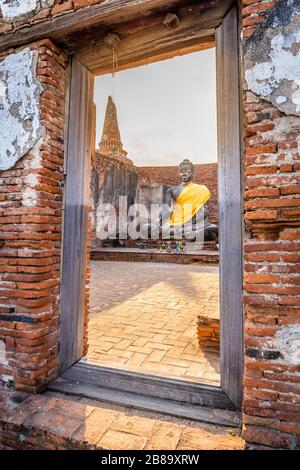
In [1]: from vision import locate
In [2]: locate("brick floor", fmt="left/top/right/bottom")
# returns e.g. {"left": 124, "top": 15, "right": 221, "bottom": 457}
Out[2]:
{"left": 85, "top": 261, "right": 220, "bottom": 384}
{"left": 0, "top": 391, "right": 244, "bottom": 450}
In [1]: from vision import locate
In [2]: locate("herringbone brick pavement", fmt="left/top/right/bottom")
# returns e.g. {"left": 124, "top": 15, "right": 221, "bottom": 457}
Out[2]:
{"left": 85, "top": 261, "right": 220, "bottom": 384}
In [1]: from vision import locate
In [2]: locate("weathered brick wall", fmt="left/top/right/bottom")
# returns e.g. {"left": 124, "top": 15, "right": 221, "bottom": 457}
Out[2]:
{"left": 0, "top": 1, "right": 106, "bottom": 35}
{"left": 91, "top": 152, "right": 139, "bottom": 246}
{"left": 91, "top": 159, "right": 218, "bottom": 247}
{"left": 0, "top": 40, "right": 67, "bottom": 393}
{"left": 242, "top": 0, "right": 300, "bottom": 449}
{"left": 92, "top": 152, "right": 138, "bottom": 209}
{"left": 137, "top": 163, "right": 218, "bottom": 223}
{"left": 242, "top": 0, "right": 276, "bottom": 38}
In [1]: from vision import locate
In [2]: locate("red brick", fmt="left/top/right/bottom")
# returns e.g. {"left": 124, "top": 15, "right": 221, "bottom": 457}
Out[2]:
{"left": 245, "top": 284, "right": 300, "bottom": 295}
{"left": 278, "top": 141, "right": 298, "bottom": 150}
{"left": 245, "top": 240, "right": 300, "bottom": 252}
{"left": 244, "top": 188, "right": 279, "bottom": 199}
{"left": 243, "top": 0, "right": 263, "bottom": 5}
{"left": 243, "top": 425, "right": 296, "bottom": 449}
{"left": 73, "top": 0, "right": 103, "bottom": 10}
{"left": 294, "top": 162, "right": 300, "bottom": 171}
{"left": 243, "top": 15, "right": 265, "bottom": 28}
{"left": 244, "top": 273, "right": 278, "bottom": 284}
{"left": 281, "top": 185, "right": 300, "bottom": 195}
{"left": 280, "top": 230, "right": 300, "bottom": 240}
{"left": 281, "top": 208, "right": 300, "bottom": 218}
{"left": 245, "top": 198, "right": 300, "bottom": 210}
{"left": 245, "top": 165, "right": 277, "bottom": 175}
{"left": 244, "top": 323, "right": 277, "bottom": 337}
{"left": 51, "top": 2, "right": 74, "bottom": 16}
{"left": 280, "top": 164, "right": 293, "bottom": 172}
{"left": 244, "top": 210, "right": 278, "bottom": 220}
{"left": 246, "top": 145, "right": 278, "bottom": 155}
{"left": 243, "top": 1, "right": 275, "bottom": 16}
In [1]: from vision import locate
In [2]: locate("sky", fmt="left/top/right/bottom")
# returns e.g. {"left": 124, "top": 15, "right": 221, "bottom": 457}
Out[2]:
{"left": 94, "top": 47, "right": 217, "bottom": 167}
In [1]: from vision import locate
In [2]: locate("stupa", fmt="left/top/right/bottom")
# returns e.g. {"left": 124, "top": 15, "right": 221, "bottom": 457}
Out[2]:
{"left": 98, "top": 95, "right": 132, "bottom": 164}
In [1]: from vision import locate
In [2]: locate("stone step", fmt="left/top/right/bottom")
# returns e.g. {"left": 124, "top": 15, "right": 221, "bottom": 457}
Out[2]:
{"left": 0, "top": 391, "right": 243, "bottom": 450}
{"left": 60, "top": 362, "right": 231, "bottom": 410}
{"left": 48, "top": 378, "right": 241, "bottom": 428}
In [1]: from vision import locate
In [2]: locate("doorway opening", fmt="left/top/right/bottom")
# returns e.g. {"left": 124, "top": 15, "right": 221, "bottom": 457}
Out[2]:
{"left": 57, "top": 1, "right": 243, "bottom": 416}
{"left": 86, "top": 48, "right": 220, "bottom": 387}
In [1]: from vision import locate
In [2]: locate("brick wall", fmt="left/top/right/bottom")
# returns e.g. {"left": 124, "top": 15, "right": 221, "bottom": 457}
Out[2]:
{"left": 0, "top": 40, "right": 67, "bottom": 393}
{"left": 137, "top": 163, "right": 218, "bottom": 223}
{"left": 91, "top": 159, "right": 218, "bottom": 247}
{"left": 242, "top": 0, "right": 300, "bottom": 450}
{"left": 242, "top": 0, "right": 276, "bottom": 38}
{"left": 0, "top": 1, "right": 107, "bottom": 36}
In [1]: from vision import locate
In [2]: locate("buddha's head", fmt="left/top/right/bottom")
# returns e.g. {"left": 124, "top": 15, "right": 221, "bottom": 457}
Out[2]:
{"left": 178, "top": 159, "right": 194, "bottom": 184}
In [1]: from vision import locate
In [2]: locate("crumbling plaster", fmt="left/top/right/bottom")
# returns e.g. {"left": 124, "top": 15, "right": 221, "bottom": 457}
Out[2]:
{"left": 0, "top": 1, "right": 54, "bottom": 21}
{"left": 275, "top": 325, "right": 300, "bottom": 365}
{"left": 0, "top": 48, "right": 43, "bottom": 171}
{"left": 244, "top": 0, "right": 300, "bottom": 116}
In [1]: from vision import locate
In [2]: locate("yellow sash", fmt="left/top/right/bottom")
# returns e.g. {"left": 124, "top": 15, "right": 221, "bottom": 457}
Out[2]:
{"left": 170, "top": 183, "right": 211, "bottom": 226}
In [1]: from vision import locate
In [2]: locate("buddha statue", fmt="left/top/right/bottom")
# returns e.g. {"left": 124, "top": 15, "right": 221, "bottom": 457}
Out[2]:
{"left": 142, "top": 159, "right": 218, "bottom": 242}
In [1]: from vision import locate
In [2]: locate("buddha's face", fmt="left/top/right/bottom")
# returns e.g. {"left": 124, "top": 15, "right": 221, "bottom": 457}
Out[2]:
{"left": 179, "top": 164, "right": 193, "bottom": 183}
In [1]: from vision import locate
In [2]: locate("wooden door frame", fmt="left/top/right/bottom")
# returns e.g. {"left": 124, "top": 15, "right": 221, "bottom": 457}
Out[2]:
{"left": 216, "top": 6, "right": 243, "bottom": 409}
{"left": 60, "top": 60, "right": 94, "bottom": 373}
{"left": 59, "top": 2, "right": 243, "bottom": 410}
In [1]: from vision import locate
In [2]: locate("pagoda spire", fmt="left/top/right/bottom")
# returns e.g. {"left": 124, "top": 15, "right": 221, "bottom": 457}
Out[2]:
{"left": 99, "top": 95, "right": 127, "bottom": 158}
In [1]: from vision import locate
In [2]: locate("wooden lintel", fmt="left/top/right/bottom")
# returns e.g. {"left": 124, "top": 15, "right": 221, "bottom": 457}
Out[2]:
{"left": 96, "top": 38, "right": 214, "bottom": 75}
{"left": 74, "top": 3, "right": 223, "bottom": 75}
{"left": 0, "top": 0, "right": 232, "bottom": 53}
{"left": 77, "top": 31, "right": 215, "bottom": 76}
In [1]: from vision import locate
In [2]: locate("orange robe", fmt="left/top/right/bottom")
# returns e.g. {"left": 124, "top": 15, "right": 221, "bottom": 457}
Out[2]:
{"left": 169, "top": 182, "right": 211, "bottom": 226}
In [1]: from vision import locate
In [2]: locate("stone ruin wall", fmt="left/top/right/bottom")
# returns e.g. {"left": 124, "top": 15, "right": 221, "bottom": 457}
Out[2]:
{"left": 92, "top": 153, "right": 139, "bottom": 210}
{"left": 91, "top": 152, "right": 139, "bottom": 246}
{"left": 91, "top": 156, "right": 218, "bottom": 246}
